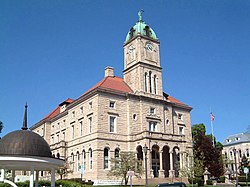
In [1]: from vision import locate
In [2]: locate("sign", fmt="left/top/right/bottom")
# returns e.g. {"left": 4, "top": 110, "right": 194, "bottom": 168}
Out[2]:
{"left": 127, "top": 170, "right": 135, "bottom": 177}
{"left": 244, "top": 167, "right": 249, "bottom": 174}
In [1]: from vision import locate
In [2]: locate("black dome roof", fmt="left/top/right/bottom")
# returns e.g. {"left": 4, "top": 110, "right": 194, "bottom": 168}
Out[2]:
{"left": 0, "top": 130, "right": 52, "bottom": 157}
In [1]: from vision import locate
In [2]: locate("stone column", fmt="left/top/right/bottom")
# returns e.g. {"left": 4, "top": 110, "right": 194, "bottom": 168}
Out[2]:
{"left": 169, "top": 151, "right": 175, "bottom": 178}
{"left": 158, "top": 150, "right": 165, "bottom": 178}
{"left": 30, "top": 169, "right": 34, "bottom": 187}
{"left": 51, "top": 169, "right": 55, "bottom": 187}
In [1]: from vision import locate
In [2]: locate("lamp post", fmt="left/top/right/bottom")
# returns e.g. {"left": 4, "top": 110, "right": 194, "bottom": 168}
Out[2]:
{"left": 143, "top": 144, "right": 148, "bottom": 187}
{"left": 233, "top": 148, "right": 238, "bottom": 187}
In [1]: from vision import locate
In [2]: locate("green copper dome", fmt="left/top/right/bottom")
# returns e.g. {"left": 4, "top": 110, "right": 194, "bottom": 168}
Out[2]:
{"left": 125, "top": 11, "right": 158, "bottom": 43}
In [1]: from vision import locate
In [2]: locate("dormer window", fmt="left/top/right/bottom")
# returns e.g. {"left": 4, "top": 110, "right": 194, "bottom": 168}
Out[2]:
{"left": 129, "top": 28, "right": 135, "bottom": 40}
{"left": 144, "top": 26, "right": 151, "bottom": 37}
{"left": 227, "top": 139, "right": 231, "bottom": 143}
{"left": 235, "top": 137, "right": 240, "bottom": 141}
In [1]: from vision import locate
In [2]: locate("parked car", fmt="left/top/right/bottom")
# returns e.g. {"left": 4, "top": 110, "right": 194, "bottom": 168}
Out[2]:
{"left": 156, "top": 182, "right": 187, "bottom": 187}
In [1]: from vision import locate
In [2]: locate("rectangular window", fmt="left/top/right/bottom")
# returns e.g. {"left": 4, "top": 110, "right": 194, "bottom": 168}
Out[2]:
{"left": 62, "top": 131, "right": 65, "bottom": 141}
{"left": 72, "top": 125, "right": 74, "bottom": 140}
{"left": 109, "top": 101, "right": 116, "bottom": 108}
{"left": 149, "top": 121, "right": 157, "bottom": 132}
{"left": 109, "top": 116, "right": 116, "bottom": 132}
{"left": 80, "top": 107, "right": 83, "bottom": 114}
{"left": 57, "top": 134, "right": 59, "bottom": 143}
{"left": 178, "top": 113, "right": 183, "bottom": 121}
{"left": 80, "top": 121, "right": 83, "bottom": 136}
{"left": 179, "top": 126, "right": 184, "bottom": 135}
{"left": 72, "top": 111, "right": 75, "bottom": 118}
{"left": 89, "top": 117, "right": 92, "bottom": 133}
{"left": 89, "top": 102, "right": 93, "bottom": 109}
{"left": 150, "top": 107, "right": 155, "bottom": 114}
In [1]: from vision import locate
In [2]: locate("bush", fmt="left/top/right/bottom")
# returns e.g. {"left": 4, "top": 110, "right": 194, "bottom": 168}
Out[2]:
{"left": 218, "top": 176, "right": 225, "bottom": 183}
{"left": 0, "top": 183, "right": 11, "bottom": 187}
{"left": 56, "top": 180, "right": 85, "bottom": 187}
{"left": 206, "top": 179, "right": 213, "bottom": 185}
{"left": 38, "top": 180, "right": 51, "bottom": 186}
{"left": 188, "top": 177, "right": 204, "bottom": 186}
{"left": 16, "top": 181, "right": 29, "bottom": 187}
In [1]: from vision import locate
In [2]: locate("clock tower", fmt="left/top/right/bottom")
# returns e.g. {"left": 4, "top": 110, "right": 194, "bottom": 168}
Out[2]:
{"left": 123, "top": 11, "right": 163, "bottom": 97}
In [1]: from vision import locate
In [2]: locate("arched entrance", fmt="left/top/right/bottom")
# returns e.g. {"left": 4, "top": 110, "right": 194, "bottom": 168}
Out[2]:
{"left": 151, "top": 145, "right": 160, "bottom": 177}
{"left": 162, "top": 145, "right": 170, "bottom": 177}
{"left": 136, "top": 145, "right": 143, "bottom": 170}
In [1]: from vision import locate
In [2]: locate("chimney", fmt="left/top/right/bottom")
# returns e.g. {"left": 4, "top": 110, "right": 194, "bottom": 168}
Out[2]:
{"left": 105, "top": 66, "right": 114, "bottom": 77}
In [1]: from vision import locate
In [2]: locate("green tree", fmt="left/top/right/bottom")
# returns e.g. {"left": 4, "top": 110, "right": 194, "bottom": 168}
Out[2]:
{"left": 108, "top": 151, "right": 143, "bottom": 185}
{"left": 56, "top": 160, "right": 73, "bottom": 180}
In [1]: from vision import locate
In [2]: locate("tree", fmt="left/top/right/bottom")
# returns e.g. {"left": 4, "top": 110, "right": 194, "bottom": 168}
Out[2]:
{"left": 0, "top": 121, "right": 3, "bottom": 133}
{"left": 192, "top": 124, "right": 224, "bottom": 179}
{"left": 56, "top": 159, "right": 73, "bottom": 180}
{"left": 108, "top": 151, "right": 143, "bottom": 185}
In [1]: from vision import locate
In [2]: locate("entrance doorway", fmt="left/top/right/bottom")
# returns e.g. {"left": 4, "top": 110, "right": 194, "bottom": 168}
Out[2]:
{"left": 151, "top": 145, "right": 160, "bottom": 177}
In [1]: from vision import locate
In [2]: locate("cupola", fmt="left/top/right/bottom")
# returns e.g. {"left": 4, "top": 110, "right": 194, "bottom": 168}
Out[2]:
{"left": 125, "top": 10, "right": 158, "bottom": 44}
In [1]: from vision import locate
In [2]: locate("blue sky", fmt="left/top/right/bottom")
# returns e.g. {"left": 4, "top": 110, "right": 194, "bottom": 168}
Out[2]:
{"left": 0, "top": 0, "right": 250, "bottom": 142}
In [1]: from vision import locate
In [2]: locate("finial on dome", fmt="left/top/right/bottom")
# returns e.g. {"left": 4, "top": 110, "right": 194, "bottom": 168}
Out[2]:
{"left": 22, "top": 103, "right": 28, "bottom": 130}
{"left": 138, "top": 10, "right": 144, "bottom": 22}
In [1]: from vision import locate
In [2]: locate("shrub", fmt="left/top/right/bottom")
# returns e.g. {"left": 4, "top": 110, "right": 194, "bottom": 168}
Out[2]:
{"left": 188, "top": 177, "right": 204, "bottom": 186}
{"left": 206, "top": 179, "right": 213, "bottom": 185}
{"left": 218, "top": 176, "right": 225, "bottom": 183}
{"left": 0, "top": 183, "right": 11, "bottom": 187}
{"left": 16, "top": 181, "right": 29, "bottom": 187}
{"left": 56, "top": 180, "right": 85, "bottom": 187}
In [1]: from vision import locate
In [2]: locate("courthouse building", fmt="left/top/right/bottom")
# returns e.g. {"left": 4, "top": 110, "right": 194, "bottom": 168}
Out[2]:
{"left": 31, "top": 12, "right": 193, "bottom": 183}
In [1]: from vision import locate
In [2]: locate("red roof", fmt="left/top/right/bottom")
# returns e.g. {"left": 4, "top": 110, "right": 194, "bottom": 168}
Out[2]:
{"left": 84, "top": 76, "right": 133, "bottom": 95}
{"left": 164, "top": 93, "right": 190, "bottom": 108}
{"left": 44, "top": 98, "right": 74, "bottom": 120}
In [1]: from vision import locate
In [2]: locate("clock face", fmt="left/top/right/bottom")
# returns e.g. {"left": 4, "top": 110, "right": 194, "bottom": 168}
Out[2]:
{"left": 128, "top": 45, "right": 135, "bottom": 54}
{"left": 145, "top": 43, "right": 153, "bottom": 52}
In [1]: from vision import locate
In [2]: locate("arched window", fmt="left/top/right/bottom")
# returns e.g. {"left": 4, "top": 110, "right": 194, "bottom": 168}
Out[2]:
{"left": 115, "top": 148, "right": 120, "bottom": 158}
{"left": 246, "top": 149, "right": 249, "bottom": 157}
{"left": 71, "top": 153, "right": 75, "bottom": 171}
{"left": 56, "top": 153, "right": 60, "bottom": 158}
{"left": 153, "top": 75, "right": 157, "bottom": 94}
{"left": 76, "top": 151, "right": 80, "bottom": 172}
{"left": 104, "top": 147, "right": 109, "bottom": 169}
{"left": 144, "top": 72, "right": 148, "bottom": 92}
{"left": 82, "top": 150, "right": 86, "bottom": 171}
{"left": 149, "top": 71, "right": 152, "bottom": 93}
{"left": 89, "top": 148, "right": 93, "bottom": 170}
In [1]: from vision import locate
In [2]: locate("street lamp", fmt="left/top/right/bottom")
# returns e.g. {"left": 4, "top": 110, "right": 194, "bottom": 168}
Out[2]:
{"left": 143, "top": 144, "right": 148, "bottom": 187}
{"left": 233, "top": 148, "right": 238, "bottom": 187}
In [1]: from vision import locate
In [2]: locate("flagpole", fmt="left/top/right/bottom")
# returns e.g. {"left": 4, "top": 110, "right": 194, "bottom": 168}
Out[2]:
{"left": 210, "top": 109, "right": 215, "bottom": 147}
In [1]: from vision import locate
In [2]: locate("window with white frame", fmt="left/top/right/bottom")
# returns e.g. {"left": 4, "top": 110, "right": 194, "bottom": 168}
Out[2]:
{"left": 76, "top": 152, "right": 80, "bottom": 172}
{"left": 109, "top": 101, "right": 116, "bottom": 108}
{"left": 179, "top": 126, "right": 184, "bottom": 135}
{"left": 109, "top": 116, "right": 116, "bottom": 133}
{"left": 149, "top": 121, "right": 157, "bottom": 132}
{"left": 71, "top": 153, "right": 75, "bottom": 171}
{"left": 230, "top": 151, "right": 233, "bottom": 160}
{"left": 104, "top": 147, "right": 109, "bottom": 169}
{"left": 89, "top": 117, "right": 92, "bottom": 133}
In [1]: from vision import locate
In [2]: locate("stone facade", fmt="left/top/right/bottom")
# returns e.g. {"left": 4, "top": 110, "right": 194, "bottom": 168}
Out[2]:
{"left": 30, "top": 14, "right": 193, "bottom": 184}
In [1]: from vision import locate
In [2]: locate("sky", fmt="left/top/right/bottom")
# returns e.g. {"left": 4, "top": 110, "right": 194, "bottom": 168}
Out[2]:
{"left": 0, "top": 0, "right": 250, "bottom": 143}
